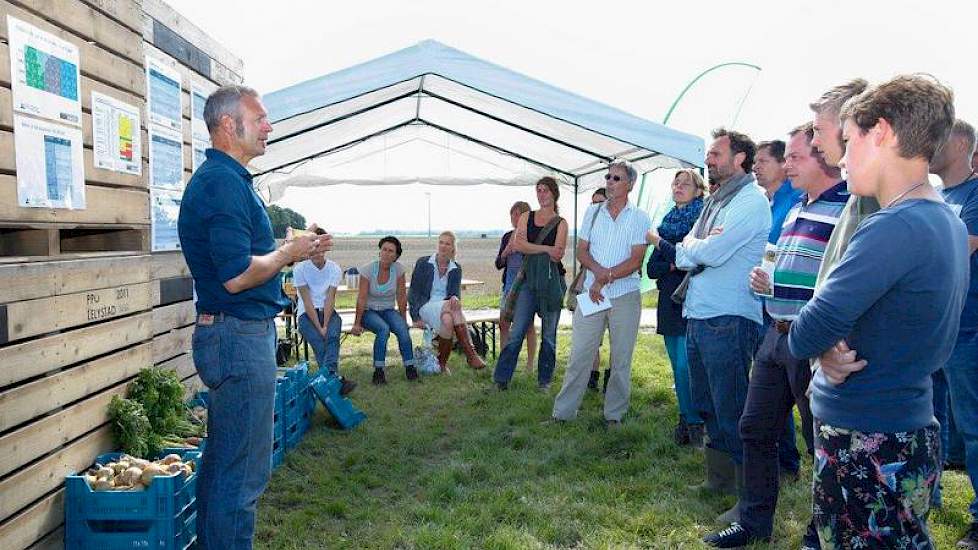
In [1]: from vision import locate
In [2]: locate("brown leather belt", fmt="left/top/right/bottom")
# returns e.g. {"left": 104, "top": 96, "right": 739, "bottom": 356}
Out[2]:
{"left": 774, "top": 319, "right": 792, "bottom": 334}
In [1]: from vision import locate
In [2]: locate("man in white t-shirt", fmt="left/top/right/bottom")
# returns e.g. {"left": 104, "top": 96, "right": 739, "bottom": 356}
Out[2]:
{"left": 294, "top": 237, "right": 355, "bottom": 395}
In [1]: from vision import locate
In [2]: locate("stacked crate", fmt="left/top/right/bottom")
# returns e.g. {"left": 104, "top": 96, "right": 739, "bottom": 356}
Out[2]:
{"left": 0, "top": 2, "right": 243, "bottom": 549}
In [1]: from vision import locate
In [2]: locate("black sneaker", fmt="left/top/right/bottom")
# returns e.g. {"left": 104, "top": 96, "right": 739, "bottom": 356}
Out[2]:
{"left": 587, "top": 370, "right": 599, "bottom": 390}
{"left": 372, "top": 369, "right": 387, "bottom": 385}
{"left": 674, "top": 420, "right": 690, "bottom": 446}
{"left": 958, "top": 522, "right": 978, "bottom": 549}
{"left": 602, "top": 369, "right": 611, "bottom": 394}
{"left": 703, "top": 523, "right": 765, "bottom": 548}
{"left": 405, "top": 365, "right": 419, "bottom": 381}
{"left": 339, "top": 377, "right": 357, "bottom": 396}
{"left": 496, "top": 381, "right": 508, "bottom": 391}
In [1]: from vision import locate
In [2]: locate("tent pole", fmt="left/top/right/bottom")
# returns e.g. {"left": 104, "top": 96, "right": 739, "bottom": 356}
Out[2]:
{"left": 573, "top": 176, "right": 579, "bottom": 279}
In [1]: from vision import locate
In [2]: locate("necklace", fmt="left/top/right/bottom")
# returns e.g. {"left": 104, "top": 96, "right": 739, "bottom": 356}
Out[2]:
{"left": 885, "top": 181, "right": 928, "bottom": 209}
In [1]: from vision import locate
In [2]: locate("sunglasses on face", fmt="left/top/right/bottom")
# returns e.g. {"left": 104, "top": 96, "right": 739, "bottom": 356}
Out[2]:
{"left": 604, "top": 174, "right": 622, "bottom": 182}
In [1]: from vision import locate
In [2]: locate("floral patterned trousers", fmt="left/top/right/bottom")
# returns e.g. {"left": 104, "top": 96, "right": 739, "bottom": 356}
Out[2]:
{"left": 812, "top": 418, "right": 941, "bottom": 550}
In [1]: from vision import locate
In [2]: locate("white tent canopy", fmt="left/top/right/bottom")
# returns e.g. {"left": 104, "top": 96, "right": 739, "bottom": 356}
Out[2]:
{"left": 253, "top": 40, "right": 704, "bottom": 203}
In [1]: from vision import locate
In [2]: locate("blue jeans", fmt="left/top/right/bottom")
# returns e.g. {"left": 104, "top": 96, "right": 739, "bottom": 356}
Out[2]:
{"left": 663, "top": 334, "right": 702, "bottom": 425}
{"left": 945, "top": 330, "right": 978, "bottom": 521}
{"left": 493, "top": 286, "right": 559, "bottom": 385}
{"left": 362, "top": 308, "right": 415, "bottom": 369}
{"left": 192, "top": 314, "right": 276, "bottom": 550}
{"left": 298, "top": 310, "right": 342, "bottom": 374}
{"left": 687, "top": 315, "right": 761, "bottom": 464}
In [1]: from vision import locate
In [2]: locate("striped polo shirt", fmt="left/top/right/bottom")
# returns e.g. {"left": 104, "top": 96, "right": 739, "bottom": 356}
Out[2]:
{"left": 766, "top": 181, "right": 849, "bottom": 320}
{"left": 580, "top": 201, "right": 651, "bottom": 299}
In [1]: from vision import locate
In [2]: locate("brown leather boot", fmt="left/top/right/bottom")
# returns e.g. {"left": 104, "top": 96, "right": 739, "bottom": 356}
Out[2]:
{"left": 454, "top": 324, "right": 486, "bottom": 369}
{"left": 437, "top": 336, "right": 454, "bottom": 374}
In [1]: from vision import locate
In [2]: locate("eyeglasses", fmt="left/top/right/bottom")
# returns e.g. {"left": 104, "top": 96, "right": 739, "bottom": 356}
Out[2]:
{"left": 604, "top": 174, "right": 622, "bottom": 182}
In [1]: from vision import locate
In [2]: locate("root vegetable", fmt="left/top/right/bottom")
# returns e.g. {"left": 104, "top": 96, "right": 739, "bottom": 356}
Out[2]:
{"left": 140, "top": 463, "right": 166, "bottom": 485}
{"left": 119, "top": 466, "right": 143, "bottom": 486}
{"left": 165, "top": 463, "right": 184, "bottom": 475}
{"left": 92, "top": 479, "right": 113, "bottom": 491}
{"left": 95, "top": 466, "right": 114, "bottom": 479}
{"left": 160, "top": 454, "right": 182, "bottom": 465}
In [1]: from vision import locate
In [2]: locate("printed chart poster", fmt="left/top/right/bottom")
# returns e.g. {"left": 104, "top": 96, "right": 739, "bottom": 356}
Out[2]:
{"left": 14, "top": 115, "right": 85, "bottom": 209}
{"left": 8, "top": 16, "right": 81, "bottom": 126}
{"left": 151, "top": 187, "right": 182, "bottom": 251}
{"left": 92, "top": 92, "right": 142, "bottom": 175}
{"left": 192, "top": 138, "right": 209, "bottom": 172}
{"left": 149, "top": 126, "right": 184, "bottom": 191}
{"left": 191, "top": 83, "right": 214, "bottom": 141}
{"left": 146, "top": 55, "right": 182, "bottom": 132}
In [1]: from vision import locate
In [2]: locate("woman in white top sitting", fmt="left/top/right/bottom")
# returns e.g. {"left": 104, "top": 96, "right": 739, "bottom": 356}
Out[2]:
{"left": 350, "top": 236, "right": 417, "bottom": 385}
{"left": 293, "top": 229, "right": 356, "bottom": 395}
{"left": 408, "top": 231, "right": 486, "bottom": 372}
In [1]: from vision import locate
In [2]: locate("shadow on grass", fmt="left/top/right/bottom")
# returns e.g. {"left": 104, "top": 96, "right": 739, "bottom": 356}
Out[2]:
{"left": 256, "top": 331, "right": 971, "bottom": 549}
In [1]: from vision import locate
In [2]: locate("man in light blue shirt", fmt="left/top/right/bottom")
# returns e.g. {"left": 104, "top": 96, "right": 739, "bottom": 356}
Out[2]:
{"left": 676, "top": 129, "right": 770, "bottom": 517}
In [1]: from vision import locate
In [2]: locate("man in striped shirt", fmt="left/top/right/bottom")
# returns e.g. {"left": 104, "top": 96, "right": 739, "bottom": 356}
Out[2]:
{"left": 704, "top": 122, "right": 847, "bottom": 548}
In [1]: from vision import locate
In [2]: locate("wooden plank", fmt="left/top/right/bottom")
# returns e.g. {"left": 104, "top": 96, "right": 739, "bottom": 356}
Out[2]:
{"left": 0, "top": 426, "right": 112, "bottom": 524}
{"left": 150, "top": 250, "right": 189, "bottom": 279}
{"left": 0, "top": 342, "right": 151, "bottom": 431}
{"left": 0, "top": 281, "right": 152, "bottom": 344}
{"left": 78, "top": 0, "right": 142, "bottom": 35}
{"left": 140, "top": 0, "right": 243, "bottom": 76}
{"left": 27, "top": 524, "right": 62, "bottom": 550}
{"left": 0, "top": 253, "right": 151, "bottom": 306}
{"left": 0, "top": 176, "right": 149, "bottom": 225}
{"left": 152, "top": 299, "right": 195, "bottom": 335}
{"left": 0, "top": 489, "right": 63, "bottom": 550}
{"left": 10, "top": 0, "right": 143, "bottom": 65}
{"left": 181, "top": 373, "right": 204, "bottom": 399}
{"left": 0, "top": 0, "right": 145, "bottom": 96}
{"left": 158, "top": 351, "right": 195, "bottom": 379}
{"left": 0, "top": 312, "right": 152, "bottom": 388}
{"left": 0, "top": 381, "right": 126, "bottom": 477}
{"left": 151, "top": 324, "right": 192, "bottom": 364}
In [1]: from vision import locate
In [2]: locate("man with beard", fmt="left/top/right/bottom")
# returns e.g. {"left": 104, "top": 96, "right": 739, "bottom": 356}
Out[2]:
{"left": 675, "top": 129, "right": 770, "bottom": 520}
{"left": 704, "top": 123, "right": 847, "bottom": 547}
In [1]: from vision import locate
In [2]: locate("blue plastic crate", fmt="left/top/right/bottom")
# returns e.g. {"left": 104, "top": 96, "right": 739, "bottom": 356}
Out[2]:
{"left": 66, "top": 503, "right": 196, "bottom": 550}
{"left": 66, "top": 450, "right": 201, "bottom": 523}
{"left": 309, "top": 372, "right": 367, "bottom": 430}
{"left": 271, "top": 436, "right": 285, "bottom": 469}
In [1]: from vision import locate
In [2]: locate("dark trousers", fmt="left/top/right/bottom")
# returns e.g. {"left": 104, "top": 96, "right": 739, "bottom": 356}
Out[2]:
{"left": 739, "top": 324, "right": 815, "bottom": 538}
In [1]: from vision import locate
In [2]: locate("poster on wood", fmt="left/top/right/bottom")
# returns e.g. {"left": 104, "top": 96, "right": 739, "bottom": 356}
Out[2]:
{"left": 192, "top": 138, "right": 208, "bottom": 172}
{"left": 7, "top": 15, "right": 82, "bottom": 126}
{"left": 92, "top": 91, "right": 142, "bottom": 175}
{"left": 14, "top": 114, "right": 85, "bottom": 209}
{"left": 191, "top": 82, "right": 216, "bottom": 141}
{"left": 146, "top": 55, "right": 183, "bottom": 132}
{"left": 149, "top": 125, "right": 184, "bottom": 191}
{"left": 151, "top": 187, "right": 181, "bottom": 251}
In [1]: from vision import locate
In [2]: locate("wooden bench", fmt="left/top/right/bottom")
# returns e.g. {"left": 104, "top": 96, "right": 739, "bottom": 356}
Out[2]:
{"left": 285, "top": 308, "right": 501, "bottom": 363}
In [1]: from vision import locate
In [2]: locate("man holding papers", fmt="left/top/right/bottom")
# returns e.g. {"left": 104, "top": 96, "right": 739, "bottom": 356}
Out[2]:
{"left": 551, "top": 160, "right": 650, "bottom": 427}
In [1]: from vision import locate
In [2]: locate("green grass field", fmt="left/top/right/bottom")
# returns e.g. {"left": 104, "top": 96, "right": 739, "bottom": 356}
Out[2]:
{"left": 259, "top": 323, "right": 972, "bottom": 549}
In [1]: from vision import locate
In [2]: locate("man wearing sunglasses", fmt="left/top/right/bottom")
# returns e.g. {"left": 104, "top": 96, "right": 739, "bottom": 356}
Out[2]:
{"left": 674, "top": 129, "right": 771, "bottom": 523}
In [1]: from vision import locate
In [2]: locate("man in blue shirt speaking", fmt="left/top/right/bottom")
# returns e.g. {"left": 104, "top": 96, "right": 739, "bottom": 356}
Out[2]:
{"left": 178, "top": 85, "right": 330, "bottom": 550}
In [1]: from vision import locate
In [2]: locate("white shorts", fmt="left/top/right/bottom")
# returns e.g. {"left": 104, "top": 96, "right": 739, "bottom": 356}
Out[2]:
{"left": 420, "top": 300, "right": 447, "bottom": 329}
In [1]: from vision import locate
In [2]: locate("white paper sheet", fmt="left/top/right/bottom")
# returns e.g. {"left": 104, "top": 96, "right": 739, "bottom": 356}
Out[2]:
{"left": 145, "top": 55, "right": 183, "bottom": 132}
{"left": 151, "top": 187, "right": 182, "bottom": 251}
{"left": 8, "top": 15, "right": 81, "bottom": 126}
{"left": 191, "top": 82, "right": 216, "bottom": 141}
{"left": 14, "top": 115, "right": 85, "bottom": 209}
{"left": 92, "top": 91, "right": 142, "bottom": 175}
{"left": 149, "top": 125, "right": 184, "bottom": 191}
{"left": 576, "top": 289, "right": 612, "bottom": 317}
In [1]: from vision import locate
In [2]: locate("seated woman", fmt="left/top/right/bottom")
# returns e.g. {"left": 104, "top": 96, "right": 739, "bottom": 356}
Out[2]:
{"left": 646, "top": 170, "right": 705, "bottom": 446}
{"left": 350, "top": 236, "right": 417, "bottom": 385}
{"left": 409, "top": 231, "right": 486, "bottom": 372}
{"left": 294, "top": 228, "right": 356, "bottom": 395}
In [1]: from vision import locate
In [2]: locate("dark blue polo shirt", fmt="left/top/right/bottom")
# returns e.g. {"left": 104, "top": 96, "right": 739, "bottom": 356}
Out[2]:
{"left": 942, "top": 176, "right": 978, "bottom": 332}
{"left": 178, "top": 148, "right": 287, "bottom": 320}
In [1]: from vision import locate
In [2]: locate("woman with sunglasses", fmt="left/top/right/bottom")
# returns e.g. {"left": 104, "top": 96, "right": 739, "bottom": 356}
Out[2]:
{"left": 492, "top": 177, "right": 568, "bottom": 391}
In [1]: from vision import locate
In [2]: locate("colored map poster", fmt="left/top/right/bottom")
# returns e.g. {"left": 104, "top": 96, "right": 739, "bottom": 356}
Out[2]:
{"left": 14, "top": 115, "right": 85, "bottom": 209}
{"left": 8, "top": 15, "right": 81, "bottom": 126}
{"left": 151, "top": 188, "right": 182, "bottom": 251}
{"left": 92, "top": 91, "right": 142, "bottom": 175}
{"left": 149, "top": 125, "right": 184, "bottom": 191}
{"left": 146, "top": 55, "right": 183, "bottom": 132}
{"left": 191, "top": 82, "right": 215, "bottom": 141}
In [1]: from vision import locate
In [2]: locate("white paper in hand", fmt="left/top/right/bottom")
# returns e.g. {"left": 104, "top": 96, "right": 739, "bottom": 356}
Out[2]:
{"left": 576, "top": 289, "right": 612, "bottom": 317}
